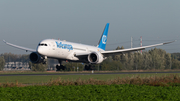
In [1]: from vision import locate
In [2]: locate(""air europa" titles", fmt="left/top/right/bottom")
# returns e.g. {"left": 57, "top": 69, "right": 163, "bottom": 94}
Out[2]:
{"left": 55, "top": 41, "right": 73, "bottom": 51}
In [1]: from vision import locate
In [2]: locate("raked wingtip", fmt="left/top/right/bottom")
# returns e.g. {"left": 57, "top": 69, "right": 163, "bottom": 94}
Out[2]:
{"left": 163, "top": 40, "right": 176, "bottom": 45}
{"left": 3, "top": 40, "right": 6, "bottom": 43}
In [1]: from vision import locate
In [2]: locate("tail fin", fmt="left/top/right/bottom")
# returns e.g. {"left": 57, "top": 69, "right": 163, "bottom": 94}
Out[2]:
{"left": 97, "top": 23, "right": 109, "bottom": 50}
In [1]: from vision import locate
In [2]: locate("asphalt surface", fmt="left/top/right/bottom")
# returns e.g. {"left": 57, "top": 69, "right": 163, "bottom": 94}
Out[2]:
{"left": 0, "top": 71, "right": 180, "bottom": 76}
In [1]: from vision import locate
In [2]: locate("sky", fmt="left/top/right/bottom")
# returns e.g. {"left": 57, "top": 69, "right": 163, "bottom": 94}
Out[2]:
{"left": 0, "top": 0, "right": 180, "bottom": 54}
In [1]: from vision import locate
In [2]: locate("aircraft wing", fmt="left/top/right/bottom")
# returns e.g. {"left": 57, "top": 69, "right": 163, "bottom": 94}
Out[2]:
{"left": 101, "top": 41, "right": 175, "bottom": 57}
{"left": 3, "top": 40, "right": 36, "bottom": 52}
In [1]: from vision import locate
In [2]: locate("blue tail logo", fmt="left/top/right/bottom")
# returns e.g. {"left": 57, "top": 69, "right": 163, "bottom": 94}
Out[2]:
{"left": 98, "top": 23, "right": 109, "bottom": 50}
{"left": 102, "top": 35, "right": 107, "bottom": 44}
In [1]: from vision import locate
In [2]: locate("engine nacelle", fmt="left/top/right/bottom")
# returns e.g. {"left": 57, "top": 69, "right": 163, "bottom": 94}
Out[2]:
{"left": 88, "top": 52, "right": 104, "bottom": 64}
{"left": 29, "top": 52, "right": 44, "bottom": 63}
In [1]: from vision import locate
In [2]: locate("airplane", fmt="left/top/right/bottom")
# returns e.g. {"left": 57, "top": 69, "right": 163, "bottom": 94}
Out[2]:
{"left": 3, "top": 23, "right": 175, "bottom": 70}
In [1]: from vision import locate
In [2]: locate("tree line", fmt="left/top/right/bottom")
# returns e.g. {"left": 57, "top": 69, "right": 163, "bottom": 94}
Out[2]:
{"left": 0, "top": 47, "right": 180, "bottom": 71}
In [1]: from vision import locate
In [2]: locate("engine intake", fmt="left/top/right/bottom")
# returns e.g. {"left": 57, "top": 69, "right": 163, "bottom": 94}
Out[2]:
{"left": 29, "top": 52, "right": 44, "bottom": 63}
{"left": 88, "top": 52, "right": 104, "bottom": 64}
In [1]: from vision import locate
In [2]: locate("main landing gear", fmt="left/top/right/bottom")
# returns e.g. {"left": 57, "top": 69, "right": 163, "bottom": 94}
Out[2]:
{"left": 56, "top": 65, "right": 65, "bottom": 71}
{"left": 56, "top": 60, "right": 66, "bottom": 71}
{"left": 84, "top": 64, "right": 93, "bottom": 70}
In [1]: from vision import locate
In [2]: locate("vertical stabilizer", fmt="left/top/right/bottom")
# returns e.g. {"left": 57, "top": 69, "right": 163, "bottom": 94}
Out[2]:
{"left": 98, "top": 23, "right": 109, "bottom": 50}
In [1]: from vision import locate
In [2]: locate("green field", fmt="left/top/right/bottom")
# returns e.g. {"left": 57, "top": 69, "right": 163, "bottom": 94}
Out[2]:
{"left": 0, "top": 73, "right": 180, "bottom": 84}
{"left": 1, "top": 72, "right": 180, "bottom": 100}
{"left": 0, "top": 84, "right": 180, "bottom": 100}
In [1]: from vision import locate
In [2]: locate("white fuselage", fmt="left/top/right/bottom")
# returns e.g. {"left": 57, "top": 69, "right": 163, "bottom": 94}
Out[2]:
{"left": 37, "top": 39, "right": 104, "bottom": 62}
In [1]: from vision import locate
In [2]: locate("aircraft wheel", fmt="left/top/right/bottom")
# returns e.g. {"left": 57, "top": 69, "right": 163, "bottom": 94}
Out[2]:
{"left": 60, "top": 65, "right": 65, "bottom": 70}
{"left": 56, "top": 65, "right": 60, "bottom": 71}
{"left": 85, "top": 65, "right": 88, "bottom": 70}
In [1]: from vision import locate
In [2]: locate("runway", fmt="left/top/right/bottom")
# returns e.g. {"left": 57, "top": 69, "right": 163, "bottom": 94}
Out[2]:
{"left": 0, "top": 71, "right": 180, "bottom": 76}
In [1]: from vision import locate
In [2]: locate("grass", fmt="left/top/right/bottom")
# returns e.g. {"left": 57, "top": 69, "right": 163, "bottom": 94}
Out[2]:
{"left": 1, "top": 69, "right": 180, "bottom": 74}
{"left": 1, "top": 74, "right": 180, "bottom": 87}
{"left": 1, "top": 74, "right": 180, "bottom": 100}
{"left": 1, "top": 71, "right": 180, "bottom": 100}
{"left": 0, "top": 73, "right": 180, "bottom": 84}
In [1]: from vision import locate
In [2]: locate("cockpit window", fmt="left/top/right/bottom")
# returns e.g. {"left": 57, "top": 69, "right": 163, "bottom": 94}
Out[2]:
{"left": 39, "top": 43, "right": 48, "bottom": 46}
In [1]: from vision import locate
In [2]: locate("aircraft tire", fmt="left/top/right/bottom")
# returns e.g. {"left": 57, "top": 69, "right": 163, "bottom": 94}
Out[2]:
{"left": 56, "top": 65, "right": 66, "bottom": 71}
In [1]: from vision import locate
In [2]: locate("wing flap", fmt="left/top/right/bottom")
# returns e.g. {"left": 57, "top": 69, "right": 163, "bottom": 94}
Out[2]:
{"left": 3, "top": 40, "right": 36, "bottom": 52}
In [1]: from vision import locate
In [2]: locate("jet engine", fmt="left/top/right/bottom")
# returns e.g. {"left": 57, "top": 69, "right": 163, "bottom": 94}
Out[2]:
{"left": 29, "top": 52, "right": 44, "bottom": 63}
{"left": 88, "top": 52, "right": 104, "bottom": 64}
